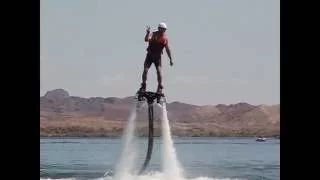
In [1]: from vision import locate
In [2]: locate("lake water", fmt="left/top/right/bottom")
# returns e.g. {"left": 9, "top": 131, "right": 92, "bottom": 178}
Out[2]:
{"left": 40, "top": 137, "right": 279, "bottom": 180}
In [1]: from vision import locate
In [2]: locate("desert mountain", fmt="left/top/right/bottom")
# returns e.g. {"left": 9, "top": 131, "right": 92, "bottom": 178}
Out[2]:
{"left": 40, "top": 89, "right": 280, "bottom": 137}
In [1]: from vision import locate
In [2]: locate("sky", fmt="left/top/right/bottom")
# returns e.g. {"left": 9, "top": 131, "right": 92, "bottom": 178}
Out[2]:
{"left": 40, "top": 0, "right": 280, "bottom": 106}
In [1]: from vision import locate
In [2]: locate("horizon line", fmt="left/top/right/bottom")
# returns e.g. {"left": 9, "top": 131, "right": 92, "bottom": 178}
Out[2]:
{"left": 40, "top": 88, "right": 280, "bottom": 107}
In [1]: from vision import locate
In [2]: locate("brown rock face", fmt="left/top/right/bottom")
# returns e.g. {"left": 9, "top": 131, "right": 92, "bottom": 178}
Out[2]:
{"left": 40, "top": 89, "right": 280, "bottom": 137}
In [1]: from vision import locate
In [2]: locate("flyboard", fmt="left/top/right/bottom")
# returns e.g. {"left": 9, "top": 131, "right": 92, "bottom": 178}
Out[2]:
{"left": 135, "top": 89, "right": 166, "bottom": 174}
{"left": 103, "top": 90, "right": 165, "bottom": 178}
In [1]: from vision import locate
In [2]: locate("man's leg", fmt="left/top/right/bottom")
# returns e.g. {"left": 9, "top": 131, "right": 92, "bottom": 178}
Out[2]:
{"left": 140, "top": 54, "right": 152, "bottom": 91}
{"left": 156, "top": 66, "right": 163, "bottom": 91}
{"left": 155, "top": 56, "right": 163, "bottom": 93}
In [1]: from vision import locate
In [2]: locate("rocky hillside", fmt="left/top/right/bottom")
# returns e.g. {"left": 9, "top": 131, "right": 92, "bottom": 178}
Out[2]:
{"left": 40, "top": 89, "right": 280, "bottom": 137}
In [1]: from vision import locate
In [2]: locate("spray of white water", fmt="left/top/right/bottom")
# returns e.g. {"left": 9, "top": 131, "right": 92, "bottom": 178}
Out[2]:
{"left": 40, "top": 176, "right": 243, "bottom": 180}
{"left": 103, "top": 172, "right": 241, "bottom": 180}
{"left": 112, "top": 100, "right": 138, "bottom": 180}
{"left": 41, "top": 102, "right": 243, "bottom": 180}
{"left": 160, "top": 103, "right": 184, "bottom": 180}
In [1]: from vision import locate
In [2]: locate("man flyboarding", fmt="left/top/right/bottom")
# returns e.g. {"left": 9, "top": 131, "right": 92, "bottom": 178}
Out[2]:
{"left": 138, "top": 22, "right": 173, "bottom": 94}
{"left": 135, "top": 23, "right": 173, "bottom": 172}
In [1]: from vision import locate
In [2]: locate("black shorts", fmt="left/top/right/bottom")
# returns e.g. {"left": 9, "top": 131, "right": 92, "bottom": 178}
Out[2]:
{"left": 144, "top": 53, "right": 162, "bottom": 68}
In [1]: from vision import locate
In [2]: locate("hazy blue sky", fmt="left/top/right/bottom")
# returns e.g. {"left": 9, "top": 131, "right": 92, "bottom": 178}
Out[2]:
{"left": 40, "top": 0, "right": 279, "bottom": 106}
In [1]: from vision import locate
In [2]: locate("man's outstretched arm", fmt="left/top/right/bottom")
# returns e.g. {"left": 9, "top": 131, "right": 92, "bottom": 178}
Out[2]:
{"left": 144, "top": 26, "right": 151, "bottom": 42}
{"left": 165, "top": 44, "right": 173, "bottom": 66}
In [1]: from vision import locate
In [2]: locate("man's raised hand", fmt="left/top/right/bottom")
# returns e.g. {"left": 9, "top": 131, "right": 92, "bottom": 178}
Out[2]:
{"left": 146, "top": 25, "right": 150, "bottom": 33}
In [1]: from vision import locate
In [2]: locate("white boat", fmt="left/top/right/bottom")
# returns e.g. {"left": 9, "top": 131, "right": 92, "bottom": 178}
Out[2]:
{"left": 256, "top": 136, "right": 267, "bottom": 142}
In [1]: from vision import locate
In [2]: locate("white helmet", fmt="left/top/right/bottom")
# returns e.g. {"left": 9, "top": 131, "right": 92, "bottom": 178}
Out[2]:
{"left": 158, "top": 22, "right": 167, "bottom": 29}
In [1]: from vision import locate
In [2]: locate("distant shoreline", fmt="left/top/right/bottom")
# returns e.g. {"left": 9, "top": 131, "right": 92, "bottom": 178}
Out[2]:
{"left": 40, "top": 134, "right": 280, "bottom": 139}
{"left": 40, "top": 89, "right": 280, "bottom": 140}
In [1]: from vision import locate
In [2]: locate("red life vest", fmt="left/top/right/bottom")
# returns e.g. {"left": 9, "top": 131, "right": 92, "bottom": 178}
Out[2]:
{"left": 147, "top": 31, "right": 168, "bottom": 55}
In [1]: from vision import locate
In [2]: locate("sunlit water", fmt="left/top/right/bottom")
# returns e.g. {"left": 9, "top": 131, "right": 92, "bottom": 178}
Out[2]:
{"left": 40, "top": 137, "right": 279, "bottom": 180}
